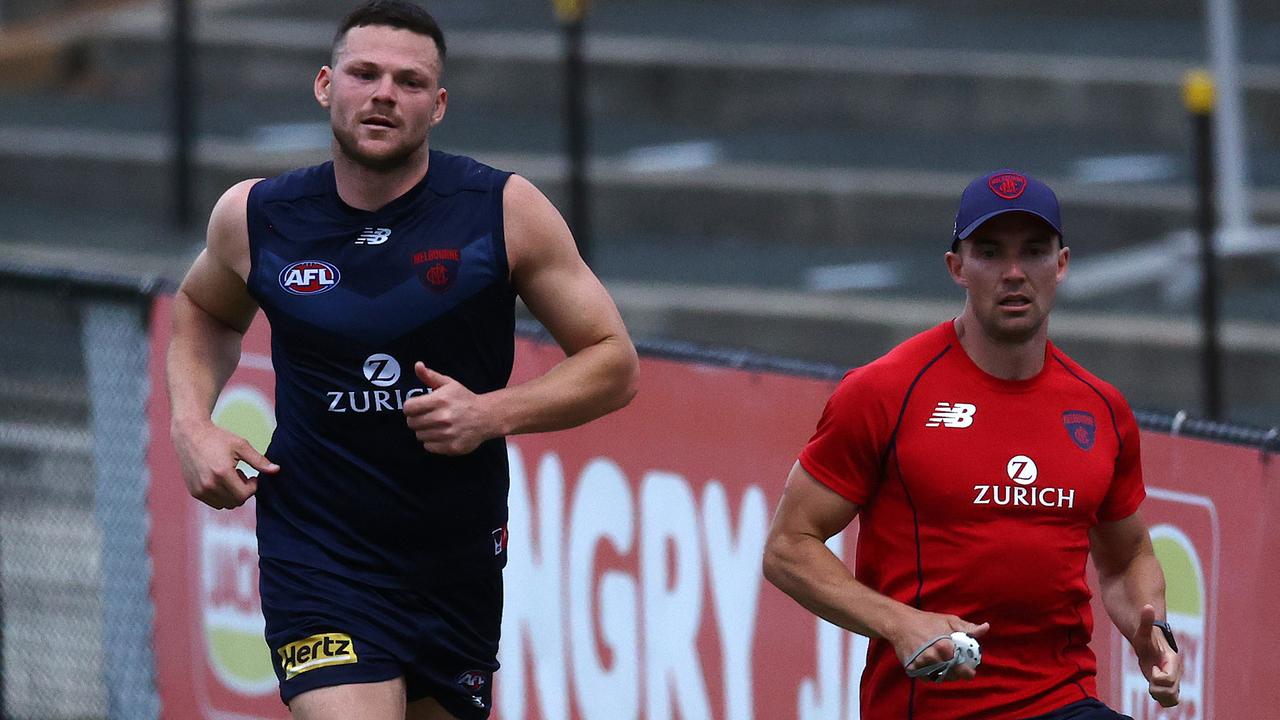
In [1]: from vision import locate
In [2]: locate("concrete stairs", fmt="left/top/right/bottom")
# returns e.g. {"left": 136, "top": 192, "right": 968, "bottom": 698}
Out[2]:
{"left": 4, "top": 0, "right": 1280, "bottom": 256}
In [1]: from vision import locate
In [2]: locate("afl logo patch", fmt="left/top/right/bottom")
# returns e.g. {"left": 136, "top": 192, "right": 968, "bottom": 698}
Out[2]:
{"left": 988, "top": 172, "right": 1028, "bottom": 200}
{"left": 456, "top": 670, "right": 487, "bottom": 692}
{"left": 279, "top": 260, "right": 340, "bottom": 295}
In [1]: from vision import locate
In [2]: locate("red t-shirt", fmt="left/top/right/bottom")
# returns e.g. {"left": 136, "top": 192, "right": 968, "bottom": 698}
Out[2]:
{"left": 799, "top": 321, "right": 1145, "bottom": 720}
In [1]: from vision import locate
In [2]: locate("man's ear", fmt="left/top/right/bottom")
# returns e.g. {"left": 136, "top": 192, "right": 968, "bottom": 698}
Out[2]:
{"left": 945, "top": 248, "right": 968, "bottom": 288}
{"left": 430, "top": 87, "right": 448, "bottom": 127}
{"left": 315, "top": 66, "right": 333, "bottom": 109}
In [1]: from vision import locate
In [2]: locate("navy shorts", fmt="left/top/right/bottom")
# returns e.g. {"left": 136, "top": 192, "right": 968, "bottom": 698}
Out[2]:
{"left": 259, "top": 557, "right": 502, "bottom": 720}
{"left": 1026, "top": 698, "right": 1134, "bottom": 720}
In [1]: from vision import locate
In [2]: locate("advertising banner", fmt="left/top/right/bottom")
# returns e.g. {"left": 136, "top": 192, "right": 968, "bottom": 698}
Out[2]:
{"left": 148, "top": 296, "right": 1278, "bottom": 719}
{"left": 1101, "top": 432, "right": 1278, "bottom": 720}
{"left": 149, "top": 301, "right": 284, "bottom": 719}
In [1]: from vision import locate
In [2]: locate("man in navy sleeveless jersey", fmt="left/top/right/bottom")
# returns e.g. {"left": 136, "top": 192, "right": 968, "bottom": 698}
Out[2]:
{"left": 763, "top": 171, "right": 1182, "bottom": 720}
{"left": 166, "top": 2, "right": 638, "bottom": 718}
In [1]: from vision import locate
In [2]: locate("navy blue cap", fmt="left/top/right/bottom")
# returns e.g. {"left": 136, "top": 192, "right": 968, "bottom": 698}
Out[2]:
{"left": 952, "top": 169, "right": 1064, "bottom": 244}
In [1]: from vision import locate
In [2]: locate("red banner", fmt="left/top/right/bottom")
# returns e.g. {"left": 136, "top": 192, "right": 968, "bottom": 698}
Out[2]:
{"left": 147, "top": 295, "right": 1278, "bottom": 719}
{"left": 149, "top": 298, "right": 285, "bottom": 718}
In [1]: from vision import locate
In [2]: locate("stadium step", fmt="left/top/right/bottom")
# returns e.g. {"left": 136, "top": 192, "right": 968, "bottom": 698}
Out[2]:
{"left": 2, "top": 124, "right": 1280, "bottom": 255}
{"left": 73, "top": 10, "right": 1280, "bottom": 149}
{"left": 9, "top": 1, "right": 1270, "bottom": 260}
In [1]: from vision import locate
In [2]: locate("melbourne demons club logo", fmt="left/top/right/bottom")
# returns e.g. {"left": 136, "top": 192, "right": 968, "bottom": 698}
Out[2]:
{"left": 412, "top": 248, "right": 461, "bottom": 293}
{"left": 1062, "top": 410, "right": 1096, "bottom": 450}
{"left": 279, "top": 260, "right": 340, "bottom": 295}
{"left": 988, "top": 172, "right": 1028, "bottom": 200}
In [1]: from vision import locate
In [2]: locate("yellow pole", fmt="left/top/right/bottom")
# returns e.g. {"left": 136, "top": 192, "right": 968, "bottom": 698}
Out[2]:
{"left": 1183, "top": 69, "right": 1216, "bottom": 116}
{"left": 553, "top": 0, "right": 592, "bottom": 24}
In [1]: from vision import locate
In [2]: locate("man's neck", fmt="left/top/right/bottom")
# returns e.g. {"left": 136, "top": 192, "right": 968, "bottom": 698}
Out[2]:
{"left": 952, "top": 314, "right": 1048, "bottom": 381}
{"left": 332, "top": 144, "right": 430, "bottom": 212}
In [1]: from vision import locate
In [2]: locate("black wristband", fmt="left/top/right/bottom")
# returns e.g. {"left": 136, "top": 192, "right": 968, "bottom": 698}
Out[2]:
{"left": 1152, "top": 619, "right": 1179, "bottom": 653}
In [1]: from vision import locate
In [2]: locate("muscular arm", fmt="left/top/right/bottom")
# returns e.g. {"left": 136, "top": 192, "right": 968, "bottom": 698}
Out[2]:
{"left": 405, "top": 174, "right": 637, "bottom": 453}
{"left": 496, "top": 174, "right": 638, "bottom": 432}
{"left": 1090, "top": 511, "right": 1180, "bottom": 707}
{"left": 763, "top": 462, "right": 988, "bottom": 677}
{"left": 168, "top": 264, "right": 254, "bottom": 428}
{"left": 763, "top": 462, "right": 900, "bottom": 638}
{"left": 167, "top": 179, "right": 277, "bottom": 508}
{"left": 1090, "top": 511, "right": 1166, "bottom": 640}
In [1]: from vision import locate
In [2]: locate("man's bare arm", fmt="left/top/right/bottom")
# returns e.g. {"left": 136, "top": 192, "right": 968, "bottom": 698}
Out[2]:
{"left": 1091, "top": 511, "right": 1180, "bottom": 707}
{"left": 167, "top": 179, "right": 278, "bottom": 508}
{"left": 763, "top": 462, "right": 988, "bottom": 680}
{"left": 404, "top": 174, "right": 638, "bottom": 454}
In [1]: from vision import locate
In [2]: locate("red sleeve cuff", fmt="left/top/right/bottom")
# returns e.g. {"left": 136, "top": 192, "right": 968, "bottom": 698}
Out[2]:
{"left": 798, "top": 453, "right": 869, "bottom": 507}
{"left": 1099, "top": 486, "right": 1147, "bottom": 522}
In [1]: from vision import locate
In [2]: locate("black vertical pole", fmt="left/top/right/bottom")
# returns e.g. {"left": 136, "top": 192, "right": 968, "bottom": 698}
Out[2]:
{"left": 1186, "top": 70, "right": 1223, "bottom": 420}
{"left": 172, "top": 0, "right": 195, "bottom": 229}
{"left": 563, "top": 17, "right": 591, "bottom": 264}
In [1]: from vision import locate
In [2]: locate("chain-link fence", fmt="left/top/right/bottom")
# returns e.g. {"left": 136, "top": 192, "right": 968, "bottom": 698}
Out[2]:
{"left": 0, "top": 270, "right": 159, "bottom": 720}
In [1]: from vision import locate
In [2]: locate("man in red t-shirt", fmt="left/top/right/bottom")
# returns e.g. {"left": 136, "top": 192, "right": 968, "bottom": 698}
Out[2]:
{"left": 763, "top": 170, "right": 1182, "bottom": 720}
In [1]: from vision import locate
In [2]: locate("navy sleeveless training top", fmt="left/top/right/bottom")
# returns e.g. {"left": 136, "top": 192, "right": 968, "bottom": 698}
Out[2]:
{"left": 245, "top": 150, "right": 514, "bottom": 587}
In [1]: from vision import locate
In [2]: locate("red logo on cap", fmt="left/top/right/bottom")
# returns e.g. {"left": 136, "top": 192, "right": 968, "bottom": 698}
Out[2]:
{"left": 988, "top": 173, "right": 1028, "bottom": 200}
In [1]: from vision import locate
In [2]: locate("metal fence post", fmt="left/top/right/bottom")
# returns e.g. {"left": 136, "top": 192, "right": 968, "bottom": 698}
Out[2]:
{"left": 1185, "top": 70, "right": 1223, "bottom": 421}
{"left": 172, "top": 0, "right": 196, "bottom": 229}
{"left": 553, "top": 0, "right": 593, "bottom": 264}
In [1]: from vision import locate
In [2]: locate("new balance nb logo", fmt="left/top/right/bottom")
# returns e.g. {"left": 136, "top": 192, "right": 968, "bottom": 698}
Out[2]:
{"left": 925, "top": 402, "right": 976, "bottom": 428}
{"left": 356, "top": 227, "right": 392, "bottom": 245}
